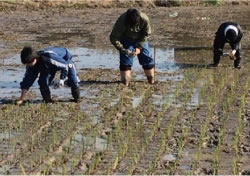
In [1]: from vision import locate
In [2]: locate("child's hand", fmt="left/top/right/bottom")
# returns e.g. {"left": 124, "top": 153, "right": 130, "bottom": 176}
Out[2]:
{"left": 229, "top": 53, "right": 235, "bottom": 60}
{"left": 16, "top": 99, "right": 23, "bottom": 105}
{"left": 230, "top": 50, "right": 236, "bottom": 60}
{"left": 59, "top": 79, "right": 65, "bottom": 87}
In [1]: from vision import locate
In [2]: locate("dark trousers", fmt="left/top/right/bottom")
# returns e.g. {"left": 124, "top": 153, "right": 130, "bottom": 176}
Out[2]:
{"left": 38, "top": 63, "right": 79, "bottom": 90}
{"left": 38, "top": 63, "right": 79, "bottom": 101}
{"left": 213, "top": 37, "right": 241, "bottom": 67}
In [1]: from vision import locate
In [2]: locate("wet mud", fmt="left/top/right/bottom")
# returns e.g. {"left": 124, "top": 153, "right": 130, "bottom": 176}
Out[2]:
{"left": 1, "top": 2, "right": 250, "bottom": 175}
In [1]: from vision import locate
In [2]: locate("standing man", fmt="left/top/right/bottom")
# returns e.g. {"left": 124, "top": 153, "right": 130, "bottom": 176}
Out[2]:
{"left": 211, "top": 22, "right": 243, "bottom": 68}
{"left": 16, "top": 46, "right": 80, "bottom": 105}
{"left": 110, "top": 8, "right": 155, "bottom": 86}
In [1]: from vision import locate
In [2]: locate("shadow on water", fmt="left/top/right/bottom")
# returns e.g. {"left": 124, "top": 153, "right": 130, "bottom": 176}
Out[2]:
{"left": 0, "top": 99, "right": 16, "bottom": 105}
{"left": 79, "top": 80, "right": 120, "bottom": 85}
{"left": 175, "top": 46, "right": 212, "bottom": 51}
{"left": 175, "top": 63, "right": 208, "bottom": 69}
{"left": 0, "top": 99, "right": 77, "bottom": 105}
{"left": 78, "top": 80, "right": 160, "bottom": 85}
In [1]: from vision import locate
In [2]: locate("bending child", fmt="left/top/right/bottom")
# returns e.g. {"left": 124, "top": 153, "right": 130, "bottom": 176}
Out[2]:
{"left": 16, "top": 46, "right": 80, "bottom": 105}
{"left": 211, "top": 22, "right": 243, "bottom": 68}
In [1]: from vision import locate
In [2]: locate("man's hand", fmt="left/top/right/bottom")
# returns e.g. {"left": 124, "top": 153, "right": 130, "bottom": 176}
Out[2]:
{"left": 121, "top": 48, "right": 130, "bottom": 56}
{"left": 121, "top": 48, "right": 136, "bottom": 57}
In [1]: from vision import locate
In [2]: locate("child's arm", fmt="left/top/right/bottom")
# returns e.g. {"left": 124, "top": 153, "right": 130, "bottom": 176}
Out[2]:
{"left": 16, "top": 66, "right": 39, "bottom": 105}
{"left": 16, "top": 89, "right": 28, "bottom": 105}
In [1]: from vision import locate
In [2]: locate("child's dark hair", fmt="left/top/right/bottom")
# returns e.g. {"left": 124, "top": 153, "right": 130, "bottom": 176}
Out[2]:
{"left": 125, "top": 8, "right": 140, "bottom": 26}
{"left": 20, "top": 46, "right": 37, "bottom": 64}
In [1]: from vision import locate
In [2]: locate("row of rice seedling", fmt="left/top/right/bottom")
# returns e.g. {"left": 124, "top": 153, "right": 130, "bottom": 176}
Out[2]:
{"left": 30, "top": 82, "right": 124, "bottom": 174}
{"left": 90, "top": 82, "right": 155, "bottom": 174}
{"left": 206, "top": 69, "right": 241, "bottom": 174}
{"left": 149, "top": 66, "right": 211, "bottom": 174}
{"left": 2, "top": 66, "right": 250, "bottom": 174}
{"left": 40, "top": 82, "right": 144, "bottom": 174}
{"left": 174, "top": 70, "right": 219, "bottom": 174}
{"left": 191, "top": 67, "right": 237, "bottom": 174}
{"left": 23, "top": 104, "right": 86, "bottom": 174}
{"left": 0, "top": 103, "right": 62, "bottom": 173}
{"left": 0, "top": 102, "right": 93, "bottom": 174}
{"left": 129, "top": 82, "right": 185, "bottom": 175}
{"left": 232, "top": 76, "right": 250, "bottom": 174}
{"left": 161, "top": 67, "right": 208, "bottom": 175}
{"left": 200, "top": 68, "right": 248, "bottom": 174}
{"left": 86, "top": 76, "right": 181, "bottom": 174}
{"left": 113, "top": 85, "right": 162, "bottom": 175}
{"left": 127, "top": 69, "right": 201, "bottom": 174}
{"left": 237, "top": 76, "right": 250, "bottom": 174}
{"left": 211, "top": 93, "right": 234, "bottom": 174}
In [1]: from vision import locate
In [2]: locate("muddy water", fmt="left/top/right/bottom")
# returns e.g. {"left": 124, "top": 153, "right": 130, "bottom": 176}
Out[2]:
{"left": 73, "top": 133, "right": 108, "bottom": 152}
{"left": 1, "top": 5, "right": 250, "bottom": 175}
{"left": 0, "top": 46, "right": 206, "bottom": 111}
{"left": 0, "top": 46, "right": 204, "bottom": 111}
{"left": 0, "top": 47, "right": 179, "bottom": 101}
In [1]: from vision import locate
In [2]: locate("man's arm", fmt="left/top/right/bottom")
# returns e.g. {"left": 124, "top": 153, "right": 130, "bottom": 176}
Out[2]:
{"left": 110, "top": 14, "right": 126, "bottom": 51}
{"left": 136, "top": 13, "right": 152, "bottom": 49}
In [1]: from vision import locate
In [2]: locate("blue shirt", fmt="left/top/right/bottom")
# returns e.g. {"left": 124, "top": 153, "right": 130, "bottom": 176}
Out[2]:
{"left": 20, "top": 47, "right": 73, "bottom": 90}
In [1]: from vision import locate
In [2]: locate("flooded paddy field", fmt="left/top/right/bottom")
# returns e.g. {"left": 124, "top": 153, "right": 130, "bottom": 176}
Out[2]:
{"left": 1, "top": 1, "right": 250, "bottom": 175}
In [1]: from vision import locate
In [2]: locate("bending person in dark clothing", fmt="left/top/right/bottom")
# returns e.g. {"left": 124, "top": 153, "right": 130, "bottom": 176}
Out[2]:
{"left": 110, "top": 8, "right": 155, "bottom": 86}
{"left": 211, "top": 22, "right": 243, "bottom": 68}
{"left": 16, "top": 46, "right": 80, "bottom": 105}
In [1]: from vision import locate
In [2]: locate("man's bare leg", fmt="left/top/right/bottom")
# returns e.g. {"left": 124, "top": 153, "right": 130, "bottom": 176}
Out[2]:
{"left": 120, "top": 70, "right": 131, "bottom": 86}
{"left": 144, "top": 67, "right": 155, "bottom": 84}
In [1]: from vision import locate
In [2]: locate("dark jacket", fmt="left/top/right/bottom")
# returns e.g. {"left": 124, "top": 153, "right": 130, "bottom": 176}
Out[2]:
{"left": 20, "top": 47, "right": 73, "bottom": 90}
{"left": 110, "top": 11, "right": 151, "bottom": 50}
{"left": 215, "top": 22, "right": 243, "bottom": 50}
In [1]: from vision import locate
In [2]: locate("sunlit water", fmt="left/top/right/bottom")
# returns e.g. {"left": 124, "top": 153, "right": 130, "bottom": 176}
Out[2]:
{"left": 71, "top": 47, "right": 176, "bottom": 72}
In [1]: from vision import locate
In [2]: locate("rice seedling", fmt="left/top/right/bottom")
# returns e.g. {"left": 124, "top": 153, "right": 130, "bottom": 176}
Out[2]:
{"left": 232, "top": 78, "right": 250, "bottom": 175}
{"left": 192, "top": 91, "right": 217, "bottom": 173}
{"left": 88, "top": 153, "right": 101, "bottom": 174}
{"left": 20, "top": 163, "right": 26, "bottom": 175}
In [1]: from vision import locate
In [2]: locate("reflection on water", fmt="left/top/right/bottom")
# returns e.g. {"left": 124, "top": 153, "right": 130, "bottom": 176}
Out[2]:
{"left": 71, "top": 47, "right": 177, "bottom": 72}
{"left": 187, "top": 88, "right": 200, "bottom": 109}
{"left": 74, "top": 134, "right": 108, "bottom": 152}
{"left": 132, "top": 97, "right": 141, "bottom": 108}
{"left": 0, "top": 131, "right": 16, "bottom": 140}
{"left": 154, "top": 48, "right": 178, "bottom": 72}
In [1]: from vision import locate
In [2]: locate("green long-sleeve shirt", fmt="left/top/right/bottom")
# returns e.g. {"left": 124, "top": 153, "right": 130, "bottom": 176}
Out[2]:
{"left": 110, "top": 11, "right": 152, "bottom": 51}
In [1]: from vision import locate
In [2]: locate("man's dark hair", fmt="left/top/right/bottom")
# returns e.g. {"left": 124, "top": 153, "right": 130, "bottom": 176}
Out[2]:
{"left": 226, "top": 29, "right": 237, "bottom": 42}
{"left": 125, "top": 8, "right": 140, "bottom": 26}
{"left": 20, "top": 46, "right": 37, "bottom": 64}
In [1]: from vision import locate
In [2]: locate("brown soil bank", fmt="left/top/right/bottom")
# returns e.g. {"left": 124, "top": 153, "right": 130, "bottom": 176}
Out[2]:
{"left": 0, "top": 0, "right": 250, "bottom": 59}
{"left": 0, "top": 0, "right": 249, "bottom": 10}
